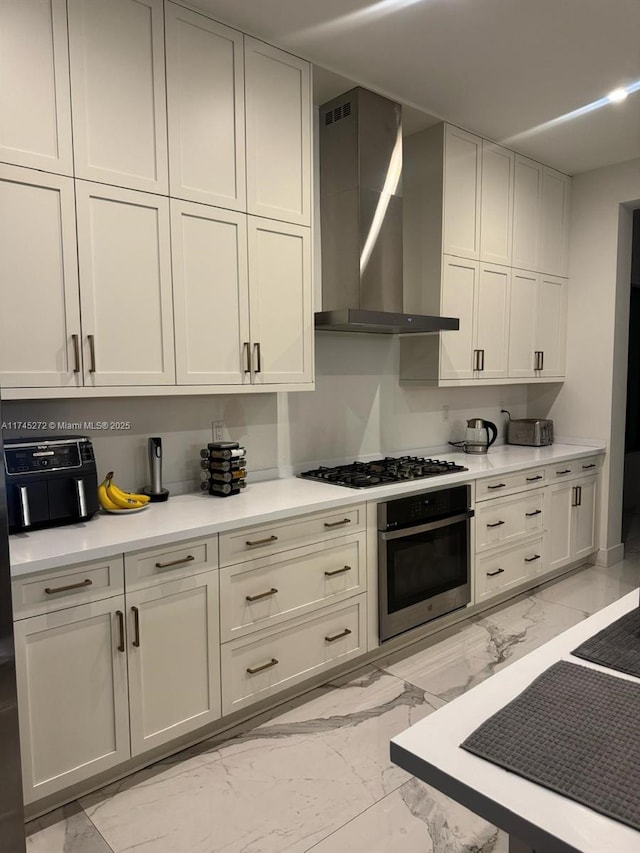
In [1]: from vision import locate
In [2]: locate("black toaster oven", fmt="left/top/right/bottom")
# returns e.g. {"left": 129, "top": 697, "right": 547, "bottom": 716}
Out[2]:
{"left": 4, "top": 436, "right": 99, "bottom": 533}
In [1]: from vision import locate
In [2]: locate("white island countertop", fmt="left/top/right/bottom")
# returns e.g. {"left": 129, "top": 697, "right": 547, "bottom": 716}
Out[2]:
{"left": 391, "top": 589, "right": 640, "bottom": 853}
{"left": 9, "top": 443, "right": 605, "bottom": 578}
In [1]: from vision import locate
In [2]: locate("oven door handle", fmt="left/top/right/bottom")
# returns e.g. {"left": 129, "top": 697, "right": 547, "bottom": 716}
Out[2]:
{"left": 379, "top": 510, "right": 474, "bottom": 541}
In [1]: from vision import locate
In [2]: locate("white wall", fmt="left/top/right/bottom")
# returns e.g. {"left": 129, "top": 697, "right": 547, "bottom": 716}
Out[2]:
{"left": 528, "top": 157, "right": 640, "bottom": 562}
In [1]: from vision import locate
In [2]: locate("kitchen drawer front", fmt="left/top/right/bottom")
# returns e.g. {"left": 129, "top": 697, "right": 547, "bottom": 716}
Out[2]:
{"left": 221, "top": 594, "right": 367, "bottom": 714}
{"left": 219, "top": 504, "right": 365, "bottom": 566}
{"left": 546, "top": 455, "right": 602, "bottom": 481}
{"left": 476, "top": 468, "right": 546, "bottom": 501}
{"left": 219, "top": 534, "right": 366, "bottom": 641}
{"left": 476, "top": 535, "right": 545, "bottom": 603}
{"left": 125, "top": 537, "right": 218, "bottom": 589}
{"left": 475, "top": 490, "right": 545, "bottom": 552}
{"left": 12, "top": 557, "right": 124, "bottom": 619}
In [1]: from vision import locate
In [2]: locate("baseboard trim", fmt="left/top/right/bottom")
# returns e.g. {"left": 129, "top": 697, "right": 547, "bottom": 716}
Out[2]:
{"left": 595, "top": 543, "right": 624, "bottom": 567}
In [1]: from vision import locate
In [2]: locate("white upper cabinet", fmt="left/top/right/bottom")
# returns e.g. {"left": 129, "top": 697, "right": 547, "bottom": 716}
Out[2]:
{"left": 76, "top": 182, "right": 175, "bottom": 386}
{"left": 508, "top": 270, "right": 566, "bottom": 378}
{"left": 0, "top": 166, "right": 81, "bottom": 388}
{"left": 248, "top": 217, "right": 313, "bottom": 384}
{"left": 0, "top": 0, "right": 73, "bottom": 175}
{"left": 508, "top": 269, "right": 539, "bottom": 378}
{"left": 540, "top": 167, "right": 571, "bottom": 276}
{"left": 68, "top": 0, "right": 168, "bottom": 193}
{"left": 439, "top": 257, "right": 477, "bottom": 380}
{"left": 512, "top": 155, "right": 543, "bottom": 272}
{"left": 475, "top": 263, "right": 510, "bottom": 379}
{"left": 480, "top": 141, "right": 514, "bottom": 266}
{"left": 442, "top": 125, "right": 482, "bottom": 259}
{"left": 245, "top": 38, "right": 311, "bottom": 226}
{"left": 536, "top": 274, "right": 567, "bottom": 377}
{"left": 165, "top": 3, "right": 246, "bottom": 210}
{"left": 171, "top": 200, "right": 250, "bottom": 385}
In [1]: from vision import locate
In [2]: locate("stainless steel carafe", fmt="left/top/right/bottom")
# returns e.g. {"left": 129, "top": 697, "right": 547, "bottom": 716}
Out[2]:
{"left": 463, "top": 418, "right": 498, "bottom": 454}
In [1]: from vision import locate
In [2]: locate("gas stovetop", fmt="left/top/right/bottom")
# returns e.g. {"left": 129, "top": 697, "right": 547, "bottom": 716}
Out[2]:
{"left": 299, "top": 456, "right": 468, "bottom": 489}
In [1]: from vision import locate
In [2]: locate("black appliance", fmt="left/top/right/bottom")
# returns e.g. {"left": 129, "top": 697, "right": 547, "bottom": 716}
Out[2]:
{"left": 4, "top": 436, "right": 99, "bottom": 533}
{"left": 378, "top": 485, "right": 473, "bottom": 642}
{"left": 300, "top": 456, "right": 467, "bottom": 489}
{"left": 0, "top": 403, "right": 27, "bottom": 850}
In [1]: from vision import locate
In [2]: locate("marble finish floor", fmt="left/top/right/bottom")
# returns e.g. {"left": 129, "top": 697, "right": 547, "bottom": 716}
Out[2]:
{"left": 25, "top": 558, "right": 639, "bottom": 853}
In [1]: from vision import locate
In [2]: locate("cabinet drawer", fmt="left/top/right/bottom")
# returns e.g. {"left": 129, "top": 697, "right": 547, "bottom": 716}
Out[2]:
{"left": 476, "top": 536, "right": 545, "bottom": 603}
{"left": 476, "top": 468, "right": 546, "bottom": 501}
{"left": 125, "top": 537, "right": 218, "bottom": 589}
{"left": 220, "top": 534, "right": 366, "bottom": 641}
{"left": 221, "top": 594, "right": 367, "bottom": 714}
{"left": 475, "top": 490, "right": 545, "bottom": 552}
{"left": 547, "top": 456, "right": 602, "bottom": 481}
{"left": 12, "top": 557, "right": 124, "bottom": 619}
{"left": 219, "top": 504, "right": 365, "bottom": 566}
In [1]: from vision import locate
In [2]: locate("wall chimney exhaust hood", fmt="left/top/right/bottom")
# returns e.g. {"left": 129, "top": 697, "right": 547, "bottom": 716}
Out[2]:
{"left": 316, "top": 88, "right": 458, "bottom": 335}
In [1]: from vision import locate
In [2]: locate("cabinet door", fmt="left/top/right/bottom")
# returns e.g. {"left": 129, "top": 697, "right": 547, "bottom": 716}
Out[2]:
{"left": 480, "top": 141, "right": 514, "bottom": 265}
{"left": 68, "top": 0, "right": 168, "bottom": 193}
{"left": 442, "top": 125, "right": 482, "bottom": 259}
{"left": 540, "top": 168, "right": 571, "bottom": 276}
{"left": 548, "top": 482, "right": 574, "bottom": 571}
{"left": 512, "top": 155, "right": 543, "bottom": 271}
{"left": 508, "top": 269, "right": 538, "bottom": 378}
{"left": 247, "top": 217, "right": 313, "bottom": 384}
{"left": 127, "top": 572, "right": 221, "bottom": 756}
{"left": 475, "top": 263, "right": 510, "bottom": 379}
{"left": 245, "top": 37, "right": 311, "bottom": 225}
{"left": 536, "top": 274, "right": 567, "bottom": 377}
{"left": 14, "top": 598, "right": 130, "bottom": 803}
{"left": 171, "top": 201, "right": 250, "bottom": 385}
{"left": 439, "top": 256, "right": 478, "bottom": 380}
{"left": 166, "top": 3, "right": 246, "bottom": 210}
{"left": 0, "top": 0, "right": 72, "bottom": 175}
{"left": 573, "top": 476, "right": 597, "bottom": 562}
{"left": 0, "top": 166, "right": 82, "bottom": 387}
{"left": 76, "top": 182, "right": 175, "bottom": 386}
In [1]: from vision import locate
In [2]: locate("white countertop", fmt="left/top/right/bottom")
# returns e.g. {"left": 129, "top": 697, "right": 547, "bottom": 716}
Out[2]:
{"left": 391, "top": 589, "right": 639, "bottom": 853}
{"left": 9, "top": 443, "right": 605, "bottom": 579}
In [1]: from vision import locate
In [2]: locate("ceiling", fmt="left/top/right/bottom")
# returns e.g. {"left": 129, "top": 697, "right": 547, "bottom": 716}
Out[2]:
{"left": 188, "top": 0, "right": 640, "bottom": 175}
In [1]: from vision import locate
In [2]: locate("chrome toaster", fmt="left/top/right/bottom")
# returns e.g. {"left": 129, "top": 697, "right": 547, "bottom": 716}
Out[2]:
{"left": 501, "top": 411, "right": 554, "bottom": 447}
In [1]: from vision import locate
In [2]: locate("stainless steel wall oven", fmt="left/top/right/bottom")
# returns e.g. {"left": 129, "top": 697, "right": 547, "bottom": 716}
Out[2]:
{"left": 378, "top": 485, "right": 473, "bottom": 642}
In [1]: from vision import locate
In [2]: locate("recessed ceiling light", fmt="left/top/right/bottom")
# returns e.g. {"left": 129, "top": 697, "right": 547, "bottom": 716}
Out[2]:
{"left": 608, "top": 88, "right": 629, "bottom": 103}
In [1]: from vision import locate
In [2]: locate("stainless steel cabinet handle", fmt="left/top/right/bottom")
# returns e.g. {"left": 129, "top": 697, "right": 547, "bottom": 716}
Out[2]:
{"left": 131, "top": 606, "right": 141, "bottom": 647}
{"left": 582, "top": 463, "right": 596, "bottom": 470}
{"left": 116, "top": 610, "right": 125, "bottom": 653}
{"left": 540, "top": 351, "right": 544, "bottom": 371}
{"left": 524, "top": 554, "right": 541, "bottom": 562}
{"left": 525, "top": 510, "right": 542, "bottom": 517}
{"left": 576, "top": 485, "right": 582, "bottom": 506}
{"left": 45, "top": 578, "right": 93, "bottom": 595}
{"left": 486, "top": 568, "right": 505, "bottom": 577}
{"left": 479, "top": 349, "right": 485, "bottom": 371}
{"left": 247, "top": 658, "right": 278, "bottom": 675}
{"left": 571, "top": 486, "right": 578, "bottom": 507}
{"left": 246, "top": 588, "right": 278, "bottom": 602}
{"left": 556, "top": 469, "right": 571, "bottom": 475}
{"left": 243, "top": 342, "right": 252, "bottom": 374}
{"left": 486, "top": 520, "right": 505, "bottom": 528}
{"left": 254, "top": 342, "right": 262, "bottom": 373}
{"left": 71, "top": 334, "right": 81, "bottom": 373}
{"left": 526, "top": 475, "right": 543, "bottom": 482}
{"left": 245, "top": 535, "right": 278, "bottom": 548}
{"left": 473, "top": 349, "right": 480, "bottom": 371}
{"left": 325, "top": 628, "right": 352, "bottom": 643}
{"left": 487, "top": 483, "right": 506, "bottom": 490}
{"left": 155, "top": 555, "right": 195, "bottom": 569}
{"left": 18, "top": 485, "right": 31, "bottom": 528}
{"left": 88, "top": 334, "right": 96, "bottom": 373}
{"left": 324, "top": 518, "right": 351, "bottom": 528}
{"left": 324, "top": 565, "right": 352, "bottom": 577}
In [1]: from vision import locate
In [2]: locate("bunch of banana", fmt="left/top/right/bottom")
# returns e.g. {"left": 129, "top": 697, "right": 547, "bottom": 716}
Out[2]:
{"left": 98, "top": 472, "right": 150, "bottom": 511}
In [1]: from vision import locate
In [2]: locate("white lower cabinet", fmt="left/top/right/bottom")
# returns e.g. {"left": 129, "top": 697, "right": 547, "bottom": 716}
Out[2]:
{"left": 475, "top": 489, "right": 545, "bottom": 552}
{"left": 476, "top": 536, "right": 544, "bottom": 603}
{"left": 548, "top": 475, "right": 598, "bottom": 571}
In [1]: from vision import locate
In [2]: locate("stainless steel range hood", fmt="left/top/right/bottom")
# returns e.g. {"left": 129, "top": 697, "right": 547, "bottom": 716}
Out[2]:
{"left": 316, "top": 88, "right": 458, "bottom": 335}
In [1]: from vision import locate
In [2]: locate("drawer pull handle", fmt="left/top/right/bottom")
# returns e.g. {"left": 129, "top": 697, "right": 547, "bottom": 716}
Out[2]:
{"left": 44, "top": 578, "right": 93, "bottom": 595}
{"left": 247, "top": 658, "right": 279, "bottom": 675}
{"left": 486, "top": 568, "right": 505, "bottom": 577}
{"left": 524, "top": 554, "right": 541, "bottom": 563}
{"left": 131, "top": 606, "right": 141, "bottom": 647}
{"left": 116, "top": 610, "right": 125, "bottom": 653}
{"left": 525, "top": 510, "right": 542, "bottom": 517}
{"left": 155, "top": 555, "right": 195, "bottom": 569}
{"left": 582, "top": 463, "right": 596, "bottom": 470}
{"left": 323, "top": 518, "right": 352, "bottom": 528}
{"left": 556, "top": 469, "right": 571, "bottom": 475}
{"left": 245, "top": 535, "right": 278, "bottom": 548}
{"left": 486, "top": 520, "right": 505, "bottom": 529}
{"left": 526, "top": 475, "right": 543, "bottom": 482}
{"left": 325, "top": 565, "right": 352, "bottom": 577}
{"left": 325, "top": 628, "right": 352, "bottom": 643}
{"left": 246, "top": 588, "right": 278, "bottom": 602}
{"left": 487, "top": 483, "right": 506, "bottom": 490}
